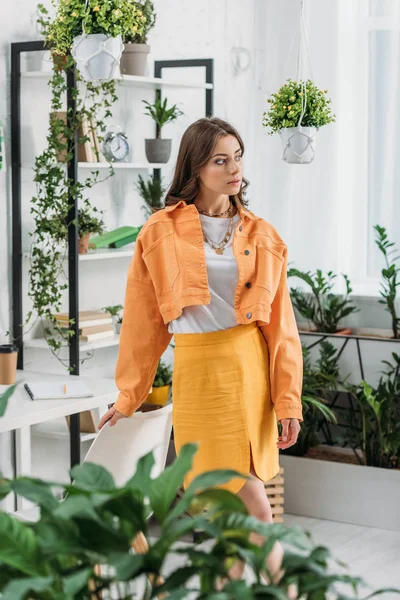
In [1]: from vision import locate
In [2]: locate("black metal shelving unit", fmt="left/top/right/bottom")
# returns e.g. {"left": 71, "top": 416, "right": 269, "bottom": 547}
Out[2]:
{"left": 10, "top": 41, "right": 214, "bottom": 477}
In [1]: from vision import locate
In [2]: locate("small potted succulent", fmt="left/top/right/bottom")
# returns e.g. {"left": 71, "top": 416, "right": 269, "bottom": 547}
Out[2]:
{"left": 262, "top": 78, "right": 336, "bottom": 164}
{"left": 120, "top": 0, "right": 156, "bottom": 76}
{"left": 135, "top": 173, "right": 166, "bottom": 219}
{"left": 102, "top": 304, "right": 123, "bottom": 334}
{"left": 146, "top": 357, "right": 172, "bottom": 406}
{"left": 142, "top": 96, "right": 184, "bottom": 163}
{"left": 47, "top": 204, "right": 105, "bottom": 254}
{"left": 37, "top": 0, "right": 147, "bottom": 81}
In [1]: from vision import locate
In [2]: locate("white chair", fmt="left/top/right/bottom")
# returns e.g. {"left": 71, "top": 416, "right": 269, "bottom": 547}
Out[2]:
{"left": 13, "top": 403, "right": 173, "bottom": 598}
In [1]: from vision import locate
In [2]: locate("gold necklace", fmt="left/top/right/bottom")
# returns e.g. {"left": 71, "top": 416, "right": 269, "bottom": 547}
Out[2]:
{"left": 196, "top": 201, "right": 232, "bottom": 217}
{"left": 199, "top": 207, "right": 236, "bottom": 255}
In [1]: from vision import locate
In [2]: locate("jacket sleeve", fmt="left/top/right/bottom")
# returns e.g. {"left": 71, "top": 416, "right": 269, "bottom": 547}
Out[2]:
{"left": 113, "top": 234, "right": 173, "bottom": 416}
{"left": 258, "top": 245, "right": 303, "bottom": 423}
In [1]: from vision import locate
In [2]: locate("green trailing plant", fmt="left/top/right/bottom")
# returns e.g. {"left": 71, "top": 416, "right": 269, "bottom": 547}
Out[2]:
{"left": 288, "top": 267, "right": 360, "bottom": 333}
{"left": 283, "top": 341, "right": 339, "bottom": 457}
{"left": 37, "top": 0, "right": 147, "bottom": 56}
{"left": 153, "top": 357, "right": 172, "bottom": 388}
{"left": 262, "top": 78, "right": 336, "bottom": 135}
{"left": 124, "top": 0, "right": 156, "bottom": 43}
{"left": 341, "top": 353, "right": 400, "bottom": 469}
{"left": 13, "top": 46, "right": 120, "bottom": 370}
{"left": 374, "top": 224, "right": 400, "bottom": 339}
{"left": 46, "top": 204, "right": 105, "bottom": 242}
{"left": 135, "top": 173, "right": 166, "bottom": 218}
{"left": 0, "top": 392, "right": 398, "bottom": 600}
{"left": 142, "top": 96, "right": 184, "bottom": 138}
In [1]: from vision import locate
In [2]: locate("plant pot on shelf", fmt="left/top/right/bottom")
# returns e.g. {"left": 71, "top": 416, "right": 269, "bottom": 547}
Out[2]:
{"left": 78, "top": 233, "right": 91, "bottom": 254}
{"left": 145, "top": 139, "right": 171, "bottom": 163}
{"left": 279, "top": 126, "right": 318, "bottom": 164}
{"left": 146, "top": 385, "right": 170, "bottom": 406}
{"left": 120, "top": 43, "right": 150, "bottom": 76}
{"left": 115, "top": 321, "right": 122, "bottom": 335}
{"left": 71, "top": 34, "right": 124, "bottom": 82}
{"left": 51, "top": 51, "right": 68, "bottom": 71}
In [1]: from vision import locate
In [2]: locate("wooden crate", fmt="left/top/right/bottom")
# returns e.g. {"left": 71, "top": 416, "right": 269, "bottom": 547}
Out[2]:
{"left": 264, "top": 466, "right": 285, "bottom": 523}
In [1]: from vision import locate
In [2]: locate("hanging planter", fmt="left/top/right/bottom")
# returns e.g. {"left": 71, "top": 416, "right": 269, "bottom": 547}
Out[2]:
{"left": 37, "top": 0, "right": 147, "bottom": 82}
{"left": 71, "top": 33, "right": 124, "bottom": 82}
{"left": 262, "top": 0, "right": 335, "bottom": 164}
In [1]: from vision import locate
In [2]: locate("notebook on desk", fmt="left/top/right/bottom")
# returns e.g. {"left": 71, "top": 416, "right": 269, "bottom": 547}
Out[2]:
{"left": 24, "top": 381, "right": 93, "bottom": 401}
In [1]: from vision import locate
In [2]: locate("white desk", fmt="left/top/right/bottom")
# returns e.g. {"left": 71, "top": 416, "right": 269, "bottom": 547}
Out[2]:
{"left": 0, "top": 370, "right": 119, "bottom": 511}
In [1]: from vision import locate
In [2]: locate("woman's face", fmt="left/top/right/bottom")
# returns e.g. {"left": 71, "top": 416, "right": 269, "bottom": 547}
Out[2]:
{"left": 198, "top": 134, "right": 243, "bottom": 195}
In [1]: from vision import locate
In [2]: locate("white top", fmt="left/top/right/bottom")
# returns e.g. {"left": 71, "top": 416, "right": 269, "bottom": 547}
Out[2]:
{"left": 168, "top": 211, "right": 241, "bottom": 334}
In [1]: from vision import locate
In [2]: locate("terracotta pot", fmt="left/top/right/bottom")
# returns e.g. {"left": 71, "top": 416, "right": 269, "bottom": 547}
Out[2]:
{"left": 51, "top": 51, "right": 68, "bottom": 71}
{"left": 146, "top": 384, "right": 170, "bottom": 406}
{"left": 78, "top": 233, "right": 91, "bottom": 254}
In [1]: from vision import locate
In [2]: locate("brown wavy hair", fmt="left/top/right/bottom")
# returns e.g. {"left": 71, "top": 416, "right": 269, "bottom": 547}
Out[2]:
{"left": 154, "top": 116, "right": 250, "bottom": 212}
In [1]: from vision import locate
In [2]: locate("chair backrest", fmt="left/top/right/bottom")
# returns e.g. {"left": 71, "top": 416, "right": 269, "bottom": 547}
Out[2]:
{"left": 83, "top": 404, "right": 173, "bottom": 488}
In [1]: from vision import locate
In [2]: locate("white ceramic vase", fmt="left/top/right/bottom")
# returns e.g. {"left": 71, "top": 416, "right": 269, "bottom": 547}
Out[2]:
{"left": 279, "top": 126, "right": 318, "bottom": 164}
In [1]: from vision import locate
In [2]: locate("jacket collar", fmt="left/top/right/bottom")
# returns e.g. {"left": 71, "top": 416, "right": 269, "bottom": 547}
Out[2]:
{"left": 164, "top": 199, "right": 257, "bottom": 220}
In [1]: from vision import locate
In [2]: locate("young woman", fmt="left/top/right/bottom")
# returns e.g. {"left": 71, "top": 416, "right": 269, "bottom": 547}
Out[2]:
{"left": 98, "top": 117, "right": 303, "bottom": 592}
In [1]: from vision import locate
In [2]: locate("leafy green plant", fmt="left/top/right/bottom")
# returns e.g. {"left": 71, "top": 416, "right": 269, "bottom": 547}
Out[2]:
{"left": 142, "top": 96, "right": 184, "bottom": 138}
{"left": 135, "top": 173, "right": 166, "bottom": 219}
{"left": 153, "top": 357, "right": 172, "bottom": 387}
{"left": 262, "top": 78, "right": 336, "bottom": 135}
{"left": 374, "top": 224, "right": 400, "bottom": 339}
{"left": 124, "top": 0, "right": 156, "bottom": 43}
{"left": 283, "top": 341, "right": 339, "bottom": 457}
{"left": 1, "top": 440, "right": 398, "bottom": 599}
{"left": 341, "top": 353, "right": 400, "bottom": 468}
{"left": 46, "top": 204, "right": 105, "bottom": 243}
{"left": 11, "top": 49, "right": 119, "bottom": 370}
{"left": 288, "top": 267, "right": 360, "bottom": 333}
{"left": 0, "top": 384, "right": 17, "bottom": 418}
{"left": 37, "top": 0, "right": 147, "bottom": 55}
{"left": 101, "top": 304, "right": 123, "bottom": 319}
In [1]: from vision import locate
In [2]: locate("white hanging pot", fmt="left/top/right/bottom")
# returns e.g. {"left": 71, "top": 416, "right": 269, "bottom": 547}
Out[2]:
{"left": 279, "top": 126, "right": 318, "bottom": 164}
{"left": 71, "top": 33, "right": 124, "bottom": 82}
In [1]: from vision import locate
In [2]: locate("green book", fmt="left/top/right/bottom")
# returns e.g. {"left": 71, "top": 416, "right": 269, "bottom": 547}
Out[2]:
{"left": 89, "top": 226, "right": 142, "bottom": 249}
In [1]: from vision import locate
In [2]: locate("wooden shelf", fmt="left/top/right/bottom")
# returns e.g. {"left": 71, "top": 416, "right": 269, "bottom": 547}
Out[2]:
{"left": 21, "top": 71, "right": 214, "bottom": 91}
{"left": 25, "top": 335, "right": 120, "bottom": 352}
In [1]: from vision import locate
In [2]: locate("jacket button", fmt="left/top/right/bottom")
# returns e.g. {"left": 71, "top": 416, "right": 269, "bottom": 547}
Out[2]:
{"left": 245, "top": 282, "right": 252, "bottom": 288}
{"left": 244, "top": 249, "right": 250, "bottom": 255}
{"left": 239, "top": 225, "right": 243, "bottom": 231}
{"left": 246, "top": 312, "right": 252, "bottom": 319}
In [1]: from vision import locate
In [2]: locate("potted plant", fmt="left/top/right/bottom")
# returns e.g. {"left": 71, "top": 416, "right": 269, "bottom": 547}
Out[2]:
{"left": 135, "top": 173, "right": 166, "bottom": 219}
{"left": 374, "top": 224, "right": 400, "bottom": 339}
{"left": 37, "top": 0, "right": 147, "bottom": 81}
{"left": 102, "top": 304, "right": 123, "bottom": 334}
{"left": 142, "top": 96, "right": 184, "bottom": 163}
{"left": 47, "top": 204, "right": 105, "bottom": 254}
{"left": 262, "top": 78, "right": 336, "bottom": 164}
{"left": 288, "top": 267, "right": 359, "bottom": 334}
{"left": 0, "top": 434, "right": 399, "bottom": 599}
{"left": 120, "top": 0, "right": 156, "bottom": 76}
{"left": 146, "top": 357, "right": 172, "bottom": 406}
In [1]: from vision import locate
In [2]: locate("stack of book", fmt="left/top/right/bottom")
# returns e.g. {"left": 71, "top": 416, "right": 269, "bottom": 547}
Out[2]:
{"left": 51, "top": 111, "right": 107, "bottom": 164}
{"left": 55, "top": 310, "right": 115, "bottom": 342}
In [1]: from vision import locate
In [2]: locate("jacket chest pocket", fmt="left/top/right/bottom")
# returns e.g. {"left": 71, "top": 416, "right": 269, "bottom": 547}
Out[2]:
{"left": 142, "top": 232, "right": 180, "bottom": 295}
{"left": 255, "top": 245, "right": 284, "bottom": 297}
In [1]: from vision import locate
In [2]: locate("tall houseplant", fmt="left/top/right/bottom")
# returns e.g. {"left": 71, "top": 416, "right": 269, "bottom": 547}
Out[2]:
{"left": 47, "top": 204, "right": 106, "bottom": 254}
{"left": 135, "top": 172, "right": 166, "bottom": 219}
{"left": 142, "top": 96, "right": 184, "bottom": 163}
{"left": 288, "top": 267, "right": 360, "bottom": 334}
{"left": 38, "top": 0, "right": 147, "bottom": 81}
{"left": 262, "top": 78, "right": 335, "bottom": 164}
{"left": 374, "top": 224, "right": 400, "bottom": 339}
{"left": 120, "top": 0, "right": 156, "bottom": 76}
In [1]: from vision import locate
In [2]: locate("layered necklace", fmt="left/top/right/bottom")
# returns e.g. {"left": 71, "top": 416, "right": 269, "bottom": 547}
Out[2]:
{"left": 196, "top": 201, "right": 237, "bottom": 255}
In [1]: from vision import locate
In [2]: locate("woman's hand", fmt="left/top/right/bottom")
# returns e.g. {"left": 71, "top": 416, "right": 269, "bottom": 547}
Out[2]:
{"left": 98, "top": 406, "right": 128, "bottom": 430}
{"left": 277, "top": 418, "right": 301, "bottom": 450}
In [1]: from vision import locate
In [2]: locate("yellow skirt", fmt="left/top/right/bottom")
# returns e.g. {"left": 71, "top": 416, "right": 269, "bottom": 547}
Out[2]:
{"left": 172, "top": 321, "right": 279, "bottom": 495}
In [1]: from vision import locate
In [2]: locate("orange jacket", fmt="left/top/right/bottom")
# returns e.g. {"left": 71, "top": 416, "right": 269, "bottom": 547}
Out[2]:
{"left": 114, "top": 199, "right": 303, "bottom": 423}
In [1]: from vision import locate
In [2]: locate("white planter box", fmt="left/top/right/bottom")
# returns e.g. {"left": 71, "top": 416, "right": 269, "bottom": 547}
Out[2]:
{"left": 280, "top": 454, "right": 400, "bottom": 531}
